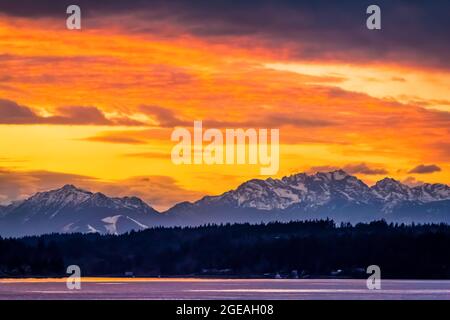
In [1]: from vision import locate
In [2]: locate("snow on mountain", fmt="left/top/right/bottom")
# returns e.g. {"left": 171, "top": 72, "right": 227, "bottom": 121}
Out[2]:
{"left": 87, "top": 224, "right": 101, "bottom": 234}
{"left": 412, "top": 183, "right": 450, "bottom": 202}
{"left": 190, "top": 171, "right": 450, "bottom": 213}
{"left": 1, "top": 171, "right": 449, "bottom": 237}
{"left": 371, "top": 178, "right": 414, "bottom": 201}
{"left": 21, "top": 184, "right": 93, "bottom": 221}
{"left": 0, "top": 184, "right": 160, "bottom": 237}
{"left": 194, "top": 170, "right": 374, "bottom": 211}
{"left": 100, "top": 215, "right": 149, "bottom": 235}
{"left": 164, "top": 170, "right": 450, "bottom": 224}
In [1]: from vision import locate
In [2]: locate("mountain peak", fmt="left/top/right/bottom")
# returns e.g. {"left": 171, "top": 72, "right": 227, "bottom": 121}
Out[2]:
{"left": 200, "top": 170, "right": 372, "bottom": 211}
{"left": 377, "top": 177, "right": 401, "bottom": 184}
{"left": 311, "top": 169, "right": 351, "bottom": 182}
{"left": 329, "top": 169, "right": 350, "bottom": 180}
{"left": 371, "top": 177, "right": 412, "bottom": 203}
{"left": 62, "top": 184, "right": 77, "bottom": 190}
{"left": 60, "top": 184, "right": 89, "bottom": 193}
{"left": 0, "top": 183, "right": 159, "bottom": 236}
{"left": 375, "top": 177, "right": 406, "bottom": 189}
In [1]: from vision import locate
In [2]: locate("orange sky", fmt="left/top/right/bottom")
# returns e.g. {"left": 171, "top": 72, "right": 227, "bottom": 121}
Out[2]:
{"left": 0, "top": 13, "right": 449, "bottom": 210}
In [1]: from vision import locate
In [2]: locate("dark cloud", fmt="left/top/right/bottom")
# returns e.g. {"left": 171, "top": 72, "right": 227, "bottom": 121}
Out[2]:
{"left": 0, "top": 1, "right": 448, "bottom": 69}
{"left": 200, "top": 117, "right": 335, "bottom": 129}
{"left": 140, "top": 105, "right": 191, "bottom": 127}
{"left": 0, "top": 98, "right": 144, "bottom": 126}
{"left": 408, "top": 164, "right": 442, "bottom": 174}
{"left": 141, "top": 105, "right": 336, "bottom": 129}
{"left": 343, "top": 163, "right": 388, "bottom": 175}
{"left": 0, "top": 99, "right": 36, "bottom": 122}
{"left": 402, "top": 176, "right": 425, "bottom": 187}
{"left": 46, "top": 106, "right": 111, "bottom": 125}
{"left": 81, "top": 135, "right": 147, "bottom": 145}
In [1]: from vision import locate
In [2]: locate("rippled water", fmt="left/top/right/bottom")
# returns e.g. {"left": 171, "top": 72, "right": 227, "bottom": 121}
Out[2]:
{"left": 0, "top": 278, "right": 449, "bottom": 300}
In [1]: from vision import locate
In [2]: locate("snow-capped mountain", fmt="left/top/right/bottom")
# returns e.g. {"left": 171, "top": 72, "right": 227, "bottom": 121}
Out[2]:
{"left": 412, "top": 183, "right": 450, "bottom": 202}
{"left": 0, "top": 185, "right": 161, "bottom": 237}
{"left": 0, "top": 171, "right": 449, "bottom": 237}
{"left": 180, "top": 170, "right": 449, "bottom": 210}
{"left": 164, "top": 170, "right": 450, "bottom": 224}
{"left": 197, "top": 170, "right": 375, "bottom": 210}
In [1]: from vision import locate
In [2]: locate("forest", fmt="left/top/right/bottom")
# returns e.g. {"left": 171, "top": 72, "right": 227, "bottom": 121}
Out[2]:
{"left": 0, "top": 219, "right": 449, "bottom": 279}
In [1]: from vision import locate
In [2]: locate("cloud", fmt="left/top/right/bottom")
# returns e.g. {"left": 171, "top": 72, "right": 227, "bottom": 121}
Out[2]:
{"left": 1, "top": 1, "right": 448, "bottom": 69}
{"left": 80, "top": 128, "right": 172, "bottom": 145}
{"left": 0, "top": 98, "right": 37, "bottom": 123}
{"left": 408, "top": 164, "right": 442, "bottom": 174}
{"left": 140, "top": 105, "right": 336, "bottom": 129}
{"left": 140, "top": 105, "right": 190, "bottom": 127}
{"left": 402, "top": 176, "right": 425, "bottom": 187}
{"left": 309, "top": 163, "right": 388, "bottom": 175}
{"left": 343, "top": 163, "right": 388, "bottom": 175}
{"left": 0, "top": 98, "right": 145, "bottom": 126}
{"left": 203, "top": 115, "right": 336, "bottom": 129}
{"left": 307, "top": 165, "right": 340, "bottom": 174}
{"left": 81, "top": 135, "right": 147, "bottom": 145}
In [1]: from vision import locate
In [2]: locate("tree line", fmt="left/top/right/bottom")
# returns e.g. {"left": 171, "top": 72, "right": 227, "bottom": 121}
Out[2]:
{"left": 0, "top": 219, "right": 449, "bottom": 279}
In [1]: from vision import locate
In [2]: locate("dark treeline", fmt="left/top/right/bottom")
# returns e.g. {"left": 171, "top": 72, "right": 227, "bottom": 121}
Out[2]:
{"left": 0, "top": 220, "right": 449, "bottom": 279}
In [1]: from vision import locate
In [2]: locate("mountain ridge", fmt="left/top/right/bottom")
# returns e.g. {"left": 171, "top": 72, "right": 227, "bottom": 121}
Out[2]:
{"left": 162, "top": 170, "right": 450, "bottom": 225}
{"left": 0, "top": 184, "right": 161, "bottom": 237}
{"left": 170, "top": 170, "right": 449, "bottom": 211}
{"left": 0, "top": 170, "right": 449, "bottom": 236}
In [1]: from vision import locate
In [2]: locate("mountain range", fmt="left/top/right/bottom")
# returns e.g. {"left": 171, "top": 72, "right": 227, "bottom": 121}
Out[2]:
{"left": 0, "top": 170, "right": 449, "bottom": 237}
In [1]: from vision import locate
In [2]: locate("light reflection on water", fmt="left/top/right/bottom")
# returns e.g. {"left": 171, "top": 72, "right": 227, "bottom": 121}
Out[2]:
{"left": 0, "top": 278, "right": 449, "bottom": 300}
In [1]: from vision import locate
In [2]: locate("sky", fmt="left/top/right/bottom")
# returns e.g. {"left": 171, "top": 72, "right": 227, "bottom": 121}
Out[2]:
{"left": 0, "top": 0, "right": 449, "bottom": 210}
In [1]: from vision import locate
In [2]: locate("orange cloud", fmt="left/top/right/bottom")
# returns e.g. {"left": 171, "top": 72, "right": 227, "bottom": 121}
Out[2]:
{"left": 81, "top": 135, "right": 147, "bottom": 145}
{"left": 0, "top": 98, "right": 145, "bottom": 125}
{"left": 0, "top": 12, "right": 448, "bottom": 202}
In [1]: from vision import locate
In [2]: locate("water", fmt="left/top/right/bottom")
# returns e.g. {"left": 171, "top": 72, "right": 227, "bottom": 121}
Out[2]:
{"left": 0, "top": 278, "right": 449, "bottom": 300}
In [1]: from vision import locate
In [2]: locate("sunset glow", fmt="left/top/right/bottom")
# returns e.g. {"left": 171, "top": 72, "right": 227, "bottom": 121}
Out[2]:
{"left": 0, "top": 2, "right": 449, "bottom": 210}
